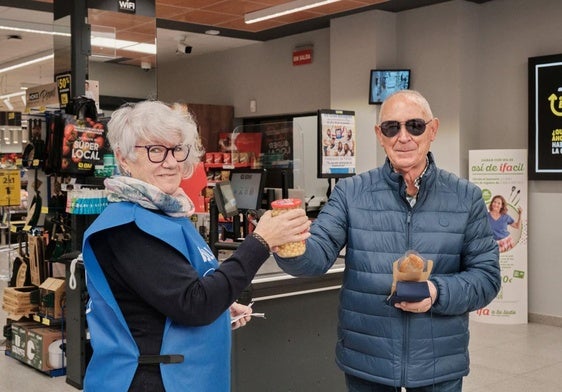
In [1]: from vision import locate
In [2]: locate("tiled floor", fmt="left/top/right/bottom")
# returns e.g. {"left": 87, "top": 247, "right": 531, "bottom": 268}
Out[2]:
{"left": 0, "top": 318, "right": 561, "bottom": 391}
{"left": 464, "top": 321, "right": 562, "bottom": 391}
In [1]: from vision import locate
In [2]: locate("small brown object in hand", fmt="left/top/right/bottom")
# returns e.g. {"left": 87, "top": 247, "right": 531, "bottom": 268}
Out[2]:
{"left": 398, "top": 253, "right": 424, "bottom": 273}
{"left": 388, "top": 251, "right": 433, "bottom": 300}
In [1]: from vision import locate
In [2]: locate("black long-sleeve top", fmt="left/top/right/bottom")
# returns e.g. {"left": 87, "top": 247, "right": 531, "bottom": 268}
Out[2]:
{"left": 89, "top": 221, "right": 269, "bottom": 391}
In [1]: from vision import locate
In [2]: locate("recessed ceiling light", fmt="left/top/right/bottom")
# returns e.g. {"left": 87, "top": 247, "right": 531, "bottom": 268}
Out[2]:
{"left": 0, "top": 24, "right": 70, "bottom": 37}
{"left": 205, "top": 30, "right": 221, "bottom": 36}
{"left": 0, "top": 54, "right": 54, "bottom": 75}
{"left": 245, "top": 0, "right": 341, "bottom": 24}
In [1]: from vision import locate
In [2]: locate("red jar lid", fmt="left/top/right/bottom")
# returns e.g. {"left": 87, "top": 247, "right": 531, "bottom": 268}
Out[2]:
{"left": 271, "top": 198, "right": 302, "bottom": 209}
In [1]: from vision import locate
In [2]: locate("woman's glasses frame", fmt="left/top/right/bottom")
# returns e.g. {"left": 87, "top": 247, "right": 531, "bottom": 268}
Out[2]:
{"left": 134, "top": 144, "right": 191, "bottom": 163}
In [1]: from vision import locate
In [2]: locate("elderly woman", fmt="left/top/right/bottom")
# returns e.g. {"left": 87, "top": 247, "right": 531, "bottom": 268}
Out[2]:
{"left": 81, "top": 101, "right": 310, "bottom": 392}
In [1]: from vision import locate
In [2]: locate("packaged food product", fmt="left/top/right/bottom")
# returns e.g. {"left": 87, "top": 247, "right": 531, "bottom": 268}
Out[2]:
{"left": 270, "top": 198, "right": 306, "bottom": 257}
{"left": 239, "top": 152, "right": 249, "bottom": 163}
{"left": 220, "top": 170, "right": 230, "bottom": 181}
{"left": 387, "top": 251, "right": 434, "bottom": 301}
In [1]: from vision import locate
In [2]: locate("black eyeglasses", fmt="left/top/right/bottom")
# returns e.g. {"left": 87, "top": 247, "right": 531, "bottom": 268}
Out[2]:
{"left": 379, "top": 118, "right": 433, "bottom": 138}
{"left": 134, "top": 144, "right": 190, "bottom": 163}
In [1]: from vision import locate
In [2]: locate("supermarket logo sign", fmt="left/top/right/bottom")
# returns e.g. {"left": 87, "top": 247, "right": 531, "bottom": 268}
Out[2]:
{"left": 198, "top": 246, "right": 215, "bottom": 263}
{"left": 118, "top": 0, "right": 136, "bottom": 13}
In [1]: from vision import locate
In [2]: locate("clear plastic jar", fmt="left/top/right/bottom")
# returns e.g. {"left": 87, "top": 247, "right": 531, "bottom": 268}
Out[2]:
{"left": 270, "top": 198, "right": 306, "bottom": 257}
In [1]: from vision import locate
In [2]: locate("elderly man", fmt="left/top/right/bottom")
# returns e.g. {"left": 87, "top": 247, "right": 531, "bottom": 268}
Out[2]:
{"left": 275, "top": 90, "right": 500, "bottom": 391}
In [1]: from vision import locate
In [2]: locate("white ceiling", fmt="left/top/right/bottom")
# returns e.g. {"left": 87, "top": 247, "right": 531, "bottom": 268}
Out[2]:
{"left": 0, "top": 0, "right": 471, "bottom": 112}
{"left": 156, "top": 28, "right": 257, "bottom": 65}
{"left": 0, "top": 6, "right": 258, "bottom": 112}
{"left": 0, "top": 7, "right": 55, "bottom": 109}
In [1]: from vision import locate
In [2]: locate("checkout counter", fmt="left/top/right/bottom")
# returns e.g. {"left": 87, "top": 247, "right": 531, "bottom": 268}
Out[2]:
{"left": 209, "top": 198, "right": 347, "bottom": 391}
{"left": 229, "top": 254, "right": 346, "bottom": 391}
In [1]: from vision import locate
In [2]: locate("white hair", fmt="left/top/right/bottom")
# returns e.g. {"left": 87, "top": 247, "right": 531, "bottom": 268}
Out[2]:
{"left": 107, "top": 101, "right": 204, "bottom": 177}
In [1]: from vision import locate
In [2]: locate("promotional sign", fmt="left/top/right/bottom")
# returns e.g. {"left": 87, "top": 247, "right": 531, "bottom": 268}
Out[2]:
{"left": 469, "top": 149, "right": 528, "bottom": 324}
{"left": 26, "top": 83, "right": 60, "bottom": 111}
{"left": 317, "top": 109, "right": 356, "bottom": 178}
{"left": 0, "top": 169, "right": 21, "bottom": 206}
{"left": 5, "top": 111, "right": 21, "bottom": 126}
{"left": 528, "top": 53, "right": 562, "bottom": 180}
{"left": 55, "top": 73, "right": 71, "bottom": 108}
{"left": 60, "top": 118, "right": 107, "bottom": 175}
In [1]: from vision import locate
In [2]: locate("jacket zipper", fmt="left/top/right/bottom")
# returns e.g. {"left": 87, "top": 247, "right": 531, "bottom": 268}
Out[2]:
{"left": 406, "top": 210, "right": 412, "bottom": 248}
{"left": 402, "top": 209, "right": 413, "bottom": 385}
{"left": 399, "top": 159, "right": 429, "bottom": 385}
{"left": 402, "top": 315, "right": 410, "bottom": 385}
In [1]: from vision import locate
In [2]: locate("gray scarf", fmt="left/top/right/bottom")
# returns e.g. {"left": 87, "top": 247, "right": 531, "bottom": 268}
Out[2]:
{"left": 104, "top": 176, "right": 195, "bottom": 217}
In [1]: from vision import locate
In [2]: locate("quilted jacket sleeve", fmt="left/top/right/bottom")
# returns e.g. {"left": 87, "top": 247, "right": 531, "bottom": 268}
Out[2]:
{"left": 274, "top": 179, "right": 349, "bottom": 276}
{"left": 430, "top": 184, "right": 501, "bottom": 315}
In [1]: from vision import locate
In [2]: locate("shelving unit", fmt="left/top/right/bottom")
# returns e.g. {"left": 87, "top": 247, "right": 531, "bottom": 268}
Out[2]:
{"left": 32, "top": 313, "right": 64, "bottom": 327}
{"left": 204, "top": 163, "right": 252, "bottom": 170}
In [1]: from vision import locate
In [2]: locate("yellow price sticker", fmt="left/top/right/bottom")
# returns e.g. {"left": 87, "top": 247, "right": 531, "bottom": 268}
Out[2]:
{"left": 0, "top": 170, "right": 21, "bottom": 207}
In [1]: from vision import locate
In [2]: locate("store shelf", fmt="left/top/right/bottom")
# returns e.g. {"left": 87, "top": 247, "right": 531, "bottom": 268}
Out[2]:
{"left": 204, "top": 163, "right": 252, "bottom": 169}
{"left": 32, "top": 314, "right": 64, "bottom": 327}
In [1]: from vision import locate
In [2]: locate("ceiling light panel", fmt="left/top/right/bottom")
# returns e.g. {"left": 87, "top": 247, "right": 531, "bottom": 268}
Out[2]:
{"left": 245, "top": 0, "right": 342, "bottom": 24}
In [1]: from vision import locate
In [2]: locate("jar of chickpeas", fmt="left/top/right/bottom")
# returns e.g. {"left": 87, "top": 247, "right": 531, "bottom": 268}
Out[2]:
{"left": 270, "top": 198, "right": 306, "bottom": 257}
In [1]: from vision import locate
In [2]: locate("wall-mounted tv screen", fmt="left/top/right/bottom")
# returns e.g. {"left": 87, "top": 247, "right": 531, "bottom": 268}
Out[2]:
{"left": 214, "top": 181, "right": 239, "bottom": 218}
{"left": 369, "top": 69, "right": 411, "bottom": 104}
{"left": 229, "top": 168, "right": 266, "bottom": 211}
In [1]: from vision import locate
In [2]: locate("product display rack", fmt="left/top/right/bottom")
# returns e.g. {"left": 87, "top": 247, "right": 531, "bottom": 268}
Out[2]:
{"left": 32, "top": 313, "right": 64, "bottom": 327}
{"left": 204, "top": 162, "right": 252, "bottom": 170}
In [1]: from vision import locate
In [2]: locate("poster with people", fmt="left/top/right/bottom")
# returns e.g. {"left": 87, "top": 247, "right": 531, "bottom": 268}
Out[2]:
{"left": 85, "top": 80, "right": 100, "bottom": 113}
{"left": 317, "top": 109, "right": 356, "bottom": 178}
{"left": 469, "top": 149, "right": 528, "bottom": 324}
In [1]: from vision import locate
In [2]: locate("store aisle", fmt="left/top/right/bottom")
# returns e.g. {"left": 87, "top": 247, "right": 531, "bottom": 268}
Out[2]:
{"left": 1, "top": 300, "right": 561, "bottom": 391}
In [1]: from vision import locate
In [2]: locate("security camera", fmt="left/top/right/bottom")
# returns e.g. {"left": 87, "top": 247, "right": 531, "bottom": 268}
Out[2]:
{"left": 141, "top": 61, "right": 152, "bottom": 72}
{"left": 176, "top": 43, "right": 193, "bottom": 55}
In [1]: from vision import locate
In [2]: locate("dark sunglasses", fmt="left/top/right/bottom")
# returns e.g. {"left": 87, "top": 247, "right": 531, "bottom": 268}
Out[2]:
{"left": 379, "top": 118, "right": 432, "bottom": 138}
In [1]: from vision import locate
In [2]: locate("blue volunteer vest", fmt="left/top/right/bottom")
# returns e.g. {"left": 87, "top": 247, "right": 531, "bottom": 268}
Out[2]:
{"left": 82, "top": 202, "right": 230, "bottom": 391}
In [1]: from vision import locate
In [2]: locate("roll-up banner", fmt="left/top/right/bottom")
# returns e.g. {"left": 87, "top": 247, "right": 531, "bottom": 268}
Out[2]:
{"left": 469, "top": 149, "right": 528, "bottom": 324}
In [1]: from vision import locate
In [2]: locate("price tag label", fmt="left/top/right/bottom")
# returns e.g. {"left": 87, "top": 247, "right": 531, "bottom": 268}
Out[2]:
{"left": 0, "top": 170, "right": 21, "bottom": 207}
{"left": 56, "top": 73, "right": 72, "bottom": 108}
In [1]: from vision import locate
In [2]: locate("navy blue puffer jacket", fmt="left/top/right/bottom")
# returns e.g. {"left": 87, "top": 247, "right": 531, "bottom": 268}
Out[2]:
{"left": 275, "top": 153, "right": 500, "bottom": 388}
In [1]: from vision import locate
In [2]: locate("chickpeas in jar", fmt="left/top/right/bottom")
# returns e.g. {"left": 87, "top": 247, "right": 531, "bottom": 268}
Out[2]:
{"left": 270, "top": 198, "right": 307, "bottom": 257}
